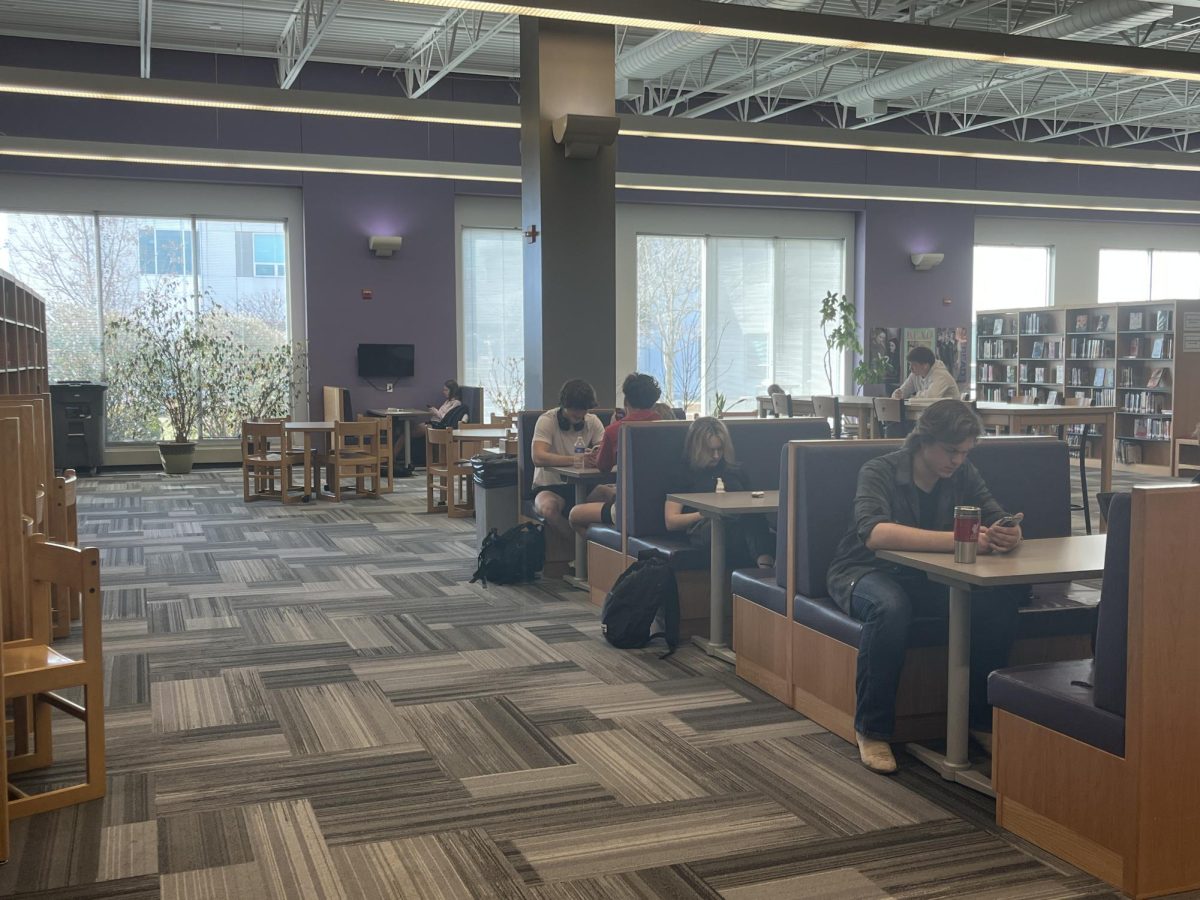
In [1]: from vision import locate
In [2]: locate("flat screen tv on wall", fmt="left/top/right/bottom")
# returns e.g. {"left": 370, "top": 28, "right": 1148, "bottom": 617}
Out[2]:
{"left": 357, "top": 344, "right": 415, "bottom": 378}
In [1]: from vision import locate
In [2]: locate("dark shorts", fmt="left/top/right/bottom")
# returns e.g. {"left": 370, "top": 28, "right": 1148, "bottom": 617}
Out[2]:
{"left": 533, "top": 484, "right": 575, "bottom": 513}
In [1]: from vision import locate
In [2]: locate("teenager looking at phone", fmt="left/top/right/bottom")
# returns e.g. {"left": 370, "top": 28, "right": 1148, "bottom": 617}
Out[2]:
{"left": 663, "top": 417, "right": 774, "bottom": 569}
{"left": 531, "top": 380, "right": 605, "bottom": 541}
{"left": 825, "top": 399, "right": 1024, "bottom": 775}
{"left": 568, "top": 372, "right": 662, "bottom": 535}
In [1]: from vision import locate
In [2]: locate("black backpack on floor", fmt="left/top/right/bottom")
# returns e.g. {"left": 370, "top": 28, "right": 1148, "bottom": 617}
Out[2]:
{"left": 601, "top": 551, "right": 680, "bottom": 657}
{"left": 470, "top": 522, "right": 545, "bottom": 586}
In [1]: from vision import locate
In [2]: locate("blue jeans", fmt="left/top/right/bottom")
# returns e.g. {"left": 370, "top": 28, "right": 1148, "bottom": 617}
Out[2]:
{"left": 849, "top": 570, "right": 1022, "bottom": 741}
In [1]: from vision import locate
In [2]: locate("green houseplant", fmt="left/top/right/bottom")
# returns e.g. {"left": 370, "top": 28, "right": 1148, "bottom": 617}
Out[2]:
{"left": 820, "top": 290, "right": 889, "bottom": 396}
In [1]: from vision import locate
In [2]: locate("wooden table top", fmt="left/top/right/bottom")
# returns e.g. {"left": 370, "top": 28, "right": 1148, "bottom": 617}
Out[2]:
{"left": 548, "top": 466, "right": 613, "bottom": 482}
{"left": 451, "top": 427, "right": 510, "bottom": 440}
{"left": 877, "top": 534, "right": 1107, "bottom": 588}
{"left": 906, "top": 400, "right": 1116, "bottom": 417}
{"left": 367, "top": 407, "right": 433, "bottom": 418}
{"left": 284, "top": 421, "right": 335, "bottom": 431}
{"left": 666, "top": 490, "right": 780, "bottom": 515}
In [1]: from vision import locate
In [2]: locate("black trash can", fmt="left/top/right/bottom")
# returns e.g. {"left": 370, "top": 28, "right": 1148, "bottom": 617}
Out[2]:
{"left": 49, "top": 381, "right": 107, "bottom": 475}
{"left": 471, "top": 454, "right": 518, "bottom": 546}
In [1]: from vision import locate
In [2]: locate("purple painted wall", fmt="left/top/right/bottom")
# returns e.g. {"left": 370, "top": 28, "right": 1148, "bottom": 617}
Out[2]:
{"left": 3, "top": 36, "right": 1200, "bottom": 411}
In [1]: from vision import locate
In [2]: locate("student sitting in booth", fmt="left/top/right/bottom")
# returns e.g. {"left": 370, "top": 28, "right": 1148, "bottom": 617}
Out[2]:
{"left": 568, "top": 372, "right": 662, "bottom": 535}
{"left": 664, "top": 417, "right": 774, "bottom": 569}
{"left": 826, "top": 399, "right": 1024, "bottom": 775}
{"left": 531, "top": 379, "right": 606, "bottom": 541}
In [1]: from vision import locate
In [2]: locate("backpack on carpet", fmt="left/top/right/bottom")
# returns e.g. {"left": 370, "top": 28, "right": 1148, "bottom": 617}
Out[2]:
{"left": 470, "top": 522, "right": 545, "bottom": 586}
{"left": 600, "top": 550, "right": 680, "bottom": 657}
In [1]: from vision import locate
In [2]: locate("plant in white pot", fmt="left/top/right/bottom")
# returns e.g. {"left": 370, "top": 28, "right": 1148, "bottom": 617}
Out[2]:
{"left": 104, "top": 281, "right": 227, "bottom": 475}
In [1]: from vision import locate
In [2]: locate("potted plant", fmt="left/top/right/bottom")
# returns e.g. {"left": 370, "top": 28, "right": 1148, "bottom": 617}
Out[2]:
{"left": 104, "top": 282, "right": 228, "bottom": 475}
{"left": 820, "top": 290, "right": 889, "bottom": 396}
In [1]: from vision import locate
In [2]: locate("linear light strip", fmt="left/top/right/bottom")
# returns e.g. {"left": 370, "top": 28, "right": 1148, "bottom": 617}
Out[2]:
{"left": 383, "top": 0, "right": 1200, "bottom": 83}
{"left": 2, "top": 136, "right": 1198, "bottom": 217}
{"left": 0, "top": 66, "right": 520, "bottom": 129}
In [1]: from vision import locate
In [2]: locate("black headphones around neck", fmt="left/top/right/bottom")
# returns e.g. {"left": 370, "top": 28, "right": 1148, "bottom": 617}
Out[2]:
{"left": 556, "top": 408, "right": 585, "bottom": 432}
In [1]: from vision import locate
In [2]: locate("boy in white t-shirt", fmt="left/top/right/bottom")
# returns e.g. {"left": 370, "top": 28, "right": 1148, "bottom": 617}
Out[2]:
{"left": 531, "top": 379, "right": 606, "bottom": 540}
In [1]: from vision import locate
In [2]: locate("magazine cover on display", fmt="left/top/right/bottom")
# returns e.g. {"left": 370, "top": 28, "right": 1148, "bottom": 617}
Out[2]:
{"left": 936, "top": 326, "right": 971, "bottom": 384}
{"left": 869, "top": 327, "right": 902, "bottom": 386}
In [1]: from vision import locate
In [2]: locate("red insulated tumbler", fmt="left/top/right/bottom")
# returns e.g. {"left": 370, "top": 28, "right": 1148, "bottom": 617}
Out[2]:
{"left": 954, "top": 505, "right": 981, "bottom": 564}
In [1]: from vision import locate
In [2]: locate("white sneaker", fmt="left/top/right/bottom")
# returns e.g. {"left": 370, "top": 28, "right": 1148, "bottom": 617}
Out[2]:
{"left": 856, "top": 732, "right": 898, "bottom": 774}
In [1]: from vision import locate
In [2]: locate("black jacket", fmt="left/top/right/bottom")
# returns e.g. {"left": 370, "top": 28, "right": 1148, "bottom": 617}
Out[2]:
{"left": 825, "top": 448, "right": 1007, "bottom": 612}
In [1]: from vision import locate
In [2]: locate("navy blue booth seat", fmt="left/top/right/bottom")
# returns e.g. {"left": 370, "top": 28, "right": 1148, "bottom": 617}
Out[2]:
{"left": 516, "top": 409, "right": 614, "bottom": 575}
{"left": 589, "top": 417, "right": 831, "bottom": 636}
{"left": 989, "top": 485, "right": 1200, "bottom": 897}
{"left": 733, "top": 436, "right": 1099, "bottom": 740}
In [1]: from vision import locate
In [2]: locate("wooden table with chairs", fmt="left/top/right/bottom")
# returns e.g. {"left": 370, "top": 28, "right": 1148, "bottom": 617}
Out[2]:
{"left": 366, "top": 407, "right": 431, "bottom": 476}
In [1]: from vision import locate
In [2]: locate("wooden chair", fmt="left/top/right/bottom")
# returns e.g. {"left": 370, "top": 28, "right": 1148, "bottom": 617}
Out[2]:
{"left": 426, "top": 428, "right": 453, "bottom": 513}
{"left": 241, "top": 421, "right": 303, "bottom": 503}
{"left": 358, "top": 414, "right": 394, "bottom": 494}
{"left": 872, "top": 396, "right": 906, "bottom": 430}
{"left": 811, "top": 396, "right": 844, "bottom": 438}
{"left": 317, "top": 420, "right": 380, "bottom": 501}
{"left": 1, "top": 417, "right": 105, "bottom": 819}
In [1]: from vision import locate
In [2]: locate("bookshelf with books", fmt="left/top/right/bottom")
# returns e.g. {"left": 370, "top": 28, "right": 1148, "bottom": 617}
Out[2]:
{"left": 975, "top": 299, "right": 1200, "bottom": 469}
{"left": 976, "top": 311, "right": 1019, "bottom": 402}
{"left": 1, "top": 268, "right": 49, "bottom": 396}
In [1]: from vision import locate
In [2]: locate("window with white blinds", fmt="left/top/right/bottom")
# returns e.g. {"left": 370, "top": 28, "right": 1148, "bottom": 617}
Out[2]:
{"left": 639, "top": 234, "right": 845, "bottom": 414}
{"left": 461, "top": 227, "right": 524, "bottom": 417}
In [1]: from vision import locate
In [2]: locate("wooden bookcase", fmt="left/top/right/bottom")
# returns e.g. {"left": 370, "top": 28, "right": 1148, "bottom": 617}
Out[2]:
{"left": 1, "top": 269, "right": 48, "bottom": 396}
{"left": 976, "top": 299, "right": 1200, "bottom": 469}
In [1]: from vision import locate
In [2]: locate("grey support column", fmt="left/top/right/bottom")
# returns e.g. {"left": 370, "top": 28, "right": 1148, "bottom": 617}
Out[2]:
{"left": 520, "top": 17, "right": 617, "bottom": 408}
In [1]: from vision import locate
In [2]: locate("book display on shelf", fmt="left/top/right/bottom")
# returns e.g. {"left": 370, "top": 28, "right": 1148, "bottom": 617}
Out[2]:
{"left": 1, "top": 268, "right": 50, "bottom": 396}
{"left": 976, "top": 299, "right": 1199, "bottom": 468}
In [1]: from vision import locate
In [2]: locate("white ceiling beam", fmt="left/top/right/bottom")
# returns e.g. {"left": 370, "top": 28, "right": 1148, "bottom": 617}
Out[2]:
{"left": 1028, "top": 93, "right": 1200, "bottom": 140}
{"left": 401, "top": 11, "right": 517, "bottom": 99}
{"left": 138, "top": 0, "right": 152, "bottom": 78}
{"left": 277, "top": 0, "right": 346, "bottom": 90}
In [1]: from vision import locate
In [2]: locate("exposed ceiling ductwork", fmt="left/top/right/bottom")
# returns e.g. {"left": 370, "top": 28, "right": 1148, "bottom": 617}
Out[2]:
{"left": 615, "top": 0, "right": 813, "bottom": 83}
{"left": 837, "top": 0, "right": 1173, "bottom": 114}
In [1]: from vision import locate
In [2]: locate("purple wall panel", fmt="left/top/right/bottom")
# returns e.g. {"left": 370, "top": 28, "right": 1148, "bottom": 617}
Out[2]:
{"left": 301, "top": 174, "right": 458, "bottom": 416}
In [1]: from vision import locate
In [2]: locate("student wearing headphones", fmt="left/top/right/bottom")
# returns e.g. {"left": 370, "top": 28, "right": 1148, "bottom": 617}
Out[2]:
{"left": 531, "top": 380, "right": 606, "bottom": 540}
{"left": 569, "top": 372, "right": 663, "bottom": 535}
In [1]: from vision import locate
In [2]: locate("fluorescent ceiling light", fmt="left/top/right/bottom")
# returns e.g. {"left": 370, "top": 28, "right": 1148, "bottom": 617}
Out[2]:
{"left": 3, "top": 135, "right": 1200, "bottom": 217}
{"left": 0, "top": 65, "right": 520, "bottom": 129}
{"left": 621, "top": 116, "right": 1200, "bottom": 174}
{"left": 384, "top": 0, "right": 1200, "bottom": 83}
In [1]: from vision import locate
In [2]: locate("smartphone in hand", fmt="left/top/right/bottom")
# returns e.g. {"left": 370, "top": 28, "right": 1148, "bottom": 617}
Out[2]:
{"left": 995, "top": 512, "right": 1024, "bottom": 528}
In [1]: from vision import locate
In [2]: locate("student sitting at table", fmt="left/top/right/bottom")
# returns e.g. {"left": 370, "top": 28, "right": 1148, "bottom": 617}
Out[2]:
{"left": 568, "top": 372, "right": 662, "bottom": 535}
{"left": 531, "top": 379, "right": 606, "bottom": 541}
{"left": 826, "top": 399, "right": 1024, "bottom": 775}
{"left": 663, "top": 417, "right": 774, "bottom": 569}
{"left": 407, "top": 379, "right": 467, "bottom": 466}
{"left": 892, "top": 346, "right": 960, "bottom": 402}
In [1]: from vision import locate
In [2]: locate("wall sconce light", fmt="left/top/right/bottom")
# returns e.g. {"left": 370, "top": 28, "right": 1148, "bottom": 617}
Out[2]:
{"left": 552, "top": 113, "right": 620, "bottom": 159}
{"left": 910, "top": 252, "right": 944, "bottom": 271}
{"left": 368, "top": 235, "right": 403, "bottom": 257}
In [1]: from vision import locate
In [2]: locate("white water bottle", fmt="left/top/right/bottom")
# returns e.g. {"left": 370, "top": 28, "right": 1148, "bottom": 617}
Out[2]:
{"left": 715, "top": 477, "right": 726, "bottom": 493}
{"left": 574, "top": 436, "right": 586, "bottom": 468}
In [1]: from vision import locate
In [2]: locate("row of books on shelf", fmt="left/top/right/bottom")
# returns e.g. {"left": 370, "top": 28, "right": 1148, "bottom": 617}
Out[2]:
{"left": 1068, "top": 366, "right": 1115, "bottom": 388}
{"left": 1072, "top": 313, "right": 1111, "bottom": 333}
{"left": 1028, "top": 339, "right": 1063, "bottom": 359}
{"left": 978, "top": 364, "right": 1017, "bottom": 382}
{"left": 1122, "top": 392, "right": 1169, "bottom": 414}
{"left": 1127, "top": 310, "right": 1172, "bottom": 332}
{"left": 1068, "top": 337, "right": 1112, "bottom": 359}
{"left": 1130, "top": 418, "right": 1172, "bottom": 440}
{"left": 1019, "top": 364, "right": 1065, "bottom": 384}
{"left": 979, "top": 386, "right": 1017, "bottom": 402}
{"left": 1125, "top": 336, "right": 1173, "bottom": 359}
{"left": 1022, "top": 312, "right": 1055, "bottom": 333}
{"left": 979, "top": 338, "right": 1016, "bottom": 359}
{"left": 1118, "top": 366, "right": 1170, "bottom": 389}
{"left": 984, "top": 317, "right": 1017, "bottom": 336}
{"left": 1117, "top": 440, "right": 1144, "bottom": 464}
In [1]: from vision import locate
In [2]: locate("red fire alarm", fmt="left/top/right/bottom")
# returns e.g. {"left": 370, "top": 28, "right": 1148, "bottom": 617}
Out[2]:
{"left": 362, "top": 289, "right": 373, "bottom": 301}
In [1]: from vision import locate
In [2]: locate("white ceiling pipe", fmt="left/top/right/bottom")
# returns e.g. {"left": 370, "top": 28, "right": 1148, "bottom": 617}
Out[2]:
{"left": 615, "top": 0, "right": 813, "bottom": 81}
{"left": 837, "top": 0, "right": 1172, "bottom": 110}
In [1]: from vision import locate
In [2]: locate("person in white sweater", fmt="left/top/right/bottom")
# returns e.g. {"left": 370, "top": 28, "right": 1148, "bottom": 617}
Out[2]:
{"left": 893, "top": 346, "right": 960, "bottom": 402}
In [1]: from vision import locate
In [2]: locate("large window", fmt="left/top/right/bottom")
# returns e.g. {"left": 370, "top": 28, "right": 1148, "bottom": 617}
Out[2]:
{"left": 1098, "top": 248, "right": 1200, "bottom": 301}
{"left": 461, "top": 227, "right": 524, "bottom": 418}
{"left": 973, "top": 245, "right": 1053, "bottom": 312}
{"left": 0, "top": 211, "right": 290, "bottom": 442}
{"left": 638, "top": 234, "right": 846, "bottom": 413}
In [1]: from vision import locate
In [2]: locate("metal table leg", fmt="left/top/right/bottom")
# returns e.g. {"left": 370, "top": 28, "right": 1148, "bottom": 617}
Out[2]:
{"left": 564, "top": 480, "right": 590, "bottom": 591}
{"left": 692, "top": 514, "right": 735, "bottom": 664}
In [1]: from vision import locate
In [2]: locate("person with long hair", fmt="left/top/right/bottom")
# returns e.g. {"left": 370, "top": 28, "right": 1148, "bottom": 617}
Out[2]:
{"left": 408, "top": 379, "right": 466, "bottom": 466}
{"left": 826, "top": 399, "right": 1024, "bottom": 774}
{"left": 663, "top": 417, "right": 774, "bottom": 569}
